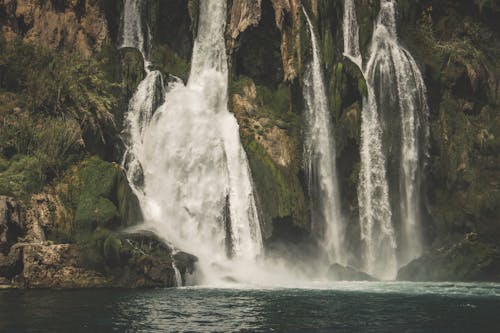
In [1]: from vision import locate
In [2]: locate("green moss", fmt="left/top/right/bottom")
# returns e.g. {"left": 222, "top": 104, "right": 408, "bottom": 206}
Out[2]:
{"left": 151, "top": 44, "right": 190, "bottom": 81}
{"left": 70, "top": 156, "right": 142, "bottom": 243}
{"left": 75, "top": 196, "right": 118, "bottom": 229}
{"left": 244, "top": 139, "right": 307, "bottom": 236}
{"left": 104, "top": 235, "right": 123, "bottom": 265}
{"left": 188, "top": 0, "right": 199, "bottom": 39}
{"left": 116, "top": 170, "right": 143, "bottom": 226}
{"left": 73, "top": 157, "right": 120, "bottom": 241}
{"left": 79, "top": 157, "right": 119, "bottom": 198}
{"left": 0, "top": 156, "right": 44, "bottom": 199}
{"left": 255, "top": 84, "right": 295, "bottom": 125}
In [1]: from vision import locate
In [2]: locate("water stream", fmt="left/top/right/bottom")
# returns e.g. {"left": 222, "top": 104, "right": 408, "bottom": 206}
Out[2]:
{"left": 344, "top": 0, "right": 429, "bottom": 278}
{"left": 121, "top": 0, "right": 263, "bottom": 285}
{"left": 302, "top": 8, "right": 346, "bottom": 266}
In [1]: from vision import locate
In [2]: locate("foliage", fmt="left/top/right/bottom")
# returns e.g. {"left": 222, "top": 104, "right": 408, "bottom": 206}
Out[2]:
{"left": 0, "top": 38, "right": 124, "bottom": 199}
{"left": 0, "top": 109, "right": 83, "bottom": 198}
{"left": 0, "top": 39, "right": 119, "bottom": 144}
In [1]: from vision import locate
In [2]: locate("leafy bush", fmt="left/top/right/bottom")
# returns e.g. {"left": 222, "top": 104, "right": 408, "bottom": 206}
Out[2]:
{"left": 0, "top": 38, "right": 123, "bottom": 198}
{"left": 0, "top": 39, "right": 119, "bottom": 144}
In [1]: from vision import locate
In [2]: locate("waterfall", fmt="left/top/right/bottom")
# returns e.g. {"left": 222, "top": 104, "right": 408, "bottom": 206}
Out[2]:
{"left": 121, "top": 0, "right": 151, "bottom": 69}
{"left": 344, "top": 0, "right": 429, "bottom": 278}
{"left": 122, "top": 71, "right": 164, "bottom": 192}
{"left": 122, "top": 0, "right": 263, "bottom": 285}
{"left": 357, "top": 90, "right": 397, "bottom": 279}
{"left": 343, "top": 0, "right": 362, "bottom": 69}
{"left": 172, "top": 261, "right": 183, "bottom": 287}
{"left": 302, "top": 8, "right": 346, "bottom": 266}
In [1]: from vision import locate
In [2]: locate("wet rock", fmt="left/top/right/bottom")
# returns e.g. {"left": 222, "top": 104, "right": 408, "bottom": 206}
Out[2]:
{"left": 327, "top": 263, "right": 378, "bottom": 281}
{"left": 173, "top": 251, "right": 198, "bottom": 276}
{"left": 0, "top": 196, "right": 25, "bottom": 254}
{"left": 103, "top": 231, "right": 197, "bottom": 288}
{"left": 398, "top": 234, "right": 500, "bottom": 282}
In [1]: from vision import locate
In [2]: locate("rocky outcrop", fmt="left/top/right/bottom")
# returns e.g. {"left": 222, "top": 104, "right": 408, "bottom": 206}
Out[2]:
{"left": 227, "top": 0, "right": 301, "bottom": 81}
{"left": 230, "top": 75, "right": 307, "bottom": 240}
{"left": 327, "top": 263, "right": 378, "bottom": 281}
{"left": 0, "top": 157, "right": 196, "bottom": 289}
{"left": 227, "top": 0, "right": 262, "bottom": 52}
{"left": 270, "top": 0, "right": 301, "bottom": 81}
{"left": 232, "top": 78, "right": 293, "bottom": 167}
{"left": 398, "top": 234, "right": 500, "bottom": 282}
{"left": 0, "top": 0, "right": 109, "bottom": 56}
{"left": 15, "top": 243, "right": 109, "bottom": 288}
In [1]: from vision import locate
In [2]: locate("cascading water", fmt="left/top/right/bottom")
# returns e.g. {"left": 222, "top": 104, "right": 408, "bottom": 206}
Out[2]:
{"left": 122, "top": 0, "right": 263, "bottom": 285}
{"left": 121, "top": 0, "right": 151, "bottom": 68}
{"left": 344, "top": 0, "right": 429, "bottom": 278}
{"left": 302, "top": 8, "right": 346, "bottom": 266}
{"left": 122, "top": 71, "right": 164, "bottom": 192}
{"left": 366, "top": 0, "right": 428, "bottom": 267}
{"left": 357, "top": 89, "right": 397, "bottom": 279}
{"left": 343, "top": 0, "right": 362, "bottom": 69}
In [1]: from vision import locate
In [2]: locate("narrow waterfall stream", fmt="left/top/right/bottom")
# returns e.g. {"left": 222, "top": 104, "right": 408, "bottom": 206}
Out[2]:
{"left": 121, "top": 0, "right": 263, "bottom": 285}
{"left": 344, "top": 0, "right": 429, "bottom": 278}
{"left": 302, "top": 8, "right": 346, "bottom": 266}
{"left": 343, "top": 0, "right": 362, "bottom": 69}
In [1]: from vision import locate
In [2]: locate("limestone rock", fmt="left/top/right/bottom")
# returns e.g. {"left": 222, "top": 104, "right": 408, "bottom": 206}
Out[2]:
{"left": 0, "top": 0, "right": 109, "bottom": 56}
{"left": 17, "top": 243, "right": 108, "bottom": 288}
{"left": 271, "top": 0, "right": 301, "bottom": 81}
{"left": 231, "top": 78, "right": 293, "bottom": 167}
{"left": 227, "top": 0, "right": 262, "bottom": 52}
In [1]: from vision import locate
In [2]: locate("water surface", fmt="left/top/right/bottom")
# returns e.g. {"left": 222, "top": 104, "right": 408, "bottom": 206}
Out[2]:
{"left": 1, "top": 282, "right": 499, "bottom": 332}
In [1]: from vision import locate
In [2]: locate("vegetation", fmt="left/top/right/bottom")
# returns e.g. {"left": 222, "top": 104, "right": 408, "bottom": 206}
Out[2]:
{"left": 0, "top": 38, "right": 121, "bottom": 199}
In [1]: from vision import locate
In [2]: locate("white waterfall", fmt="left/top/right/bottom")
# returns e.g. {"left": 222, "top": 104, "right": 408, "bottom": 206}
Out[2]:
{"left": 343, "top": 0, "right": 362, "bottom": 69}
{"left": 344, "top": 0, "right": 428, "bottom": 278}
{"left": 122, "top": 71, "right": 164, "bottom": 191}
{"left": 121, "top": 0, "right": 263, "bottom": 285}
{"left": 302, "top": 8, "right": 346, "bottom": 266}
{"left": 172, "top": 261, "right": 183, "bottom": 287}
{"left": 121, "top": 0, "right": 151, "bottom": 69}
{"left": 357, "top": 90, "right": 397, "bottom": 279}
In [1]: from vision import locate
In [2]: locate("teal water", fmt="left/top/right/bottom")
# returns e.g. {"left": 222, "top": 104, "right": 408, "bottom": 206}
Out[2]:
{"left": 1, "top": 282, "right": 499, "bottom": 332}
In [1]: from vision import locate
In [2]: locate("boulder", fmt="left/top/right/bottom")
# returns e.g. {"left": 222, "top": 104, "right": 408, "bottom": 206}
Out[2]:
{"left": 103, "top": 231, "right": 198, "bottom": 288}
{"left": 398, "top": 234, "right": 500, "bottom": 282}
{"left": 327, "top": 263, "right": 378, "bottom": 281}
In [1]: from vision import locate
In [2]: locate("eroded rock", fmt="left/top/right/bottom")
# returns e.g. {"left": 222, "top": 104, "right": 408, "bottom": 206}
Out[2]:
{"left": 0, "top": 0, "right": 108, "bottom": 56}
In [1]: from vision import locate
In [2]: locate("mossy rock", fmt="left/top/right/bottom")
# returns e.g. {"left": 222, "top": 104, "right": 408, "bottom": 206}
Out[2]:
{"left": 73, "top": 157, "right": 142, "bottom": 243}
{"left": 0, "top": 156, "right": 44, "bottom": 199}
{"left": 245, "top": 139, "right": 307, "bottom": 238}
{"left": 398, "top": 235, "right": 500, "bottom": 282}
{"left": 103, "top": 235, "right": 123, "bottom": 265}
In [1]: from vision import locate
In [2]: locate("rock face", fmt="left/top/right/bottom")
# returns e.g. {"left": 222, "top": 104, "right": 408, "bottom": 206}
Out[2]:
{"left": 398, "top": 234, "right": 500, "bottom": 282}
{"left": 231, "top": 78, "right": 293, "bottom": 168}
{"left": 0, "top": 0, "right": 109, "bottom": 56}
{"left": 227, "top": 0, "right": 262, "bottom": 52}
{"left": 0, "top": 157, "right": 197, "bottom": 289}
{"left": 270, "top": 0, "right": 301, "bottom": 81}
